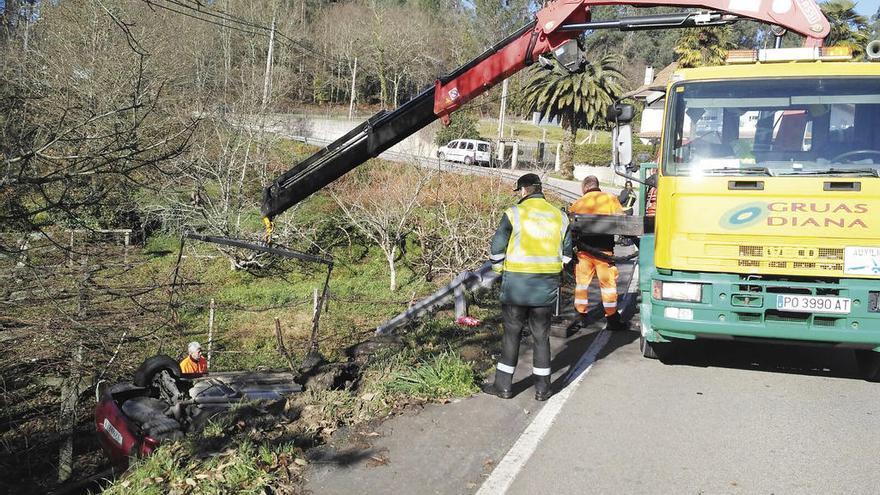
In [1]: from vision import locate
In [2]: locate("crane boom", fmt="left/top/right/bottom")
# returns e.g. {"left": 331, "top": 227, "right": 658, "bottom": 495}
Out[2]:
{"left": 261, "top": 0, "right": 829, "bottom": 222}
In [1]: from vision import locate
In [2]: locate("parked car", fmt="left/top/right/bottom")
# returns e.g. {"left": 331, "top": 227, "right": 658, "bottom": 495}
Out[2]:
{"left": 95, "top": 355, "right": 301, "bottom": 471}
{"left": 437, "top": 139, "right": 492, "bottom": 166}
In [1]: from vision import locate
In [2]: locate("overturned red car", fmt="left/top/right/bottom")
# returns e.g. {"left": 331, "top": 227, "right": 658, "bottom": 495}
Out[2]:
{"left": 95, "top": 355, "right": 301, "bottom": 470}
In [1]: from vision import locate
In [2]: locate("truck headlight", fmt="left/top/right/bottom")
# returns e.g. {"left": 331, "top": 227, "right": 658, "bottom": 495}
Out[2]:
{"left": 652, "top": 280, "right": 703, "bottom": 302}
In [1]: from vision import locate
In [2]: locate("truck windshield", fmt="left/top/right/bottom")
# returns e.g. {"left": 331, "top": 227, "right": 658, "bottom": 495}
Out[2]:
{"left": 664, "top": 78, "right": 880, "bottom": 177}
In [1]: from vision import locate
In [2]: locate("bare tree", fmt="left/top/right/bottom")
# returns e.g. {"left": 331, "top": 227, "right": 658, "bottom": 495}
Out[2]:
{"left": 329, "top": 161, "right": 433, "bottom": 291}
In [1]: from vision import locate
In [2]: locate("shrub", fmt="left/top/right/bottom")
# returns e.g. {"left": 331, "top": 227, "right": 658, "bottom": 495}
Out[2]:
{"left": 434, "top": 113, "right": 481, "bottom": 146}
{"left": 574, "top": 142, "right": 656, "bottom": 166}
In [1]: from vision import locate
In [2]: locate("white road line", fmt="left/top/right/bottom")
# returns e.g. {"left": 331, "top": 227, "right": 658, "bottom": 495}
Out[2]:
{"left": 475, "top": 329, "right": 612, "bottom": 495}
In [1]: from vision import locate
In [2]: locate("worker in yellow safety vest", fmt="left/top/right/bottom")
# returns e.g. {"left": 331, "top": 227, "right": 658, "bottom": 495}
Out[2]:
{"left": 483, "top": 173, "right": 572, "bottom": 401}
{"left": 569, "top": 175, "right": 626, "bottom": 331}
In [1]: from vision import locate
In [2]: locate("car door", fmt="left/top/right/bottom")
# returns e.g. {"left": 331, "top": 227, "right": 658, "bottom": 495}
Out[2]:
{"left": 444, "top": 140, "right": 459, "bottom": 161}
{"left": 462, "top": 141, "right": 475, "bottom": 164}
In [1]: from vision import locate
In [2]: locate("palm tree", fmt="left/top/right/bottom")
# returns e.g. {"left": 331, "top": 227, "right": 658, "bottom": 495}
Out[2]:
{"left": 821, "top": 0, "right": 869, "bottom": 57}
{"left": 674, "top": 27, "right": 735, "bottom": 68}
{"left": 519, "top": 55, "right": 624, "bottom": 179}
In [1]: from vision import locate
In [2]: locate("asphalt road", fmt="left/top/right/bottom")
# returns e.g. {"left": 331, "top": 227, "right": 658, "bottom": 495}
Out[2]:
{"left": 504, "top": 336, "right": 880, "bottom": 495}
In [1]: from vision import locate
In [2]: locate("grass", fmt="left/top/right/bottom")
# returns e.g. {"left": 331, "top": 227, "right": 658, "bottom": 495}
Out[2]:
{"left": 478, "top": 120, "right": 612, "bottom": 144}
{"left": 384, "top": 350, "right": 478, "bottom": 400}
{"left": 102, "top": 439, "right": 299, "bottom": 495}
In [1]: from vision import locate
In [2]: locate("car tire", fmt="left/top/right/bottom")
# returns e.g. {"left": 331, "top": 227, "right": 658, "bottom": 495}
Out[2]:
{"left": 464, "top": 156, "right": 473, "bottom": 165}
{"left": 133, "top": 355, "right": 180, "bottom": 387}
{"left": 438, "top": 152, "right": 446, "bottom": 161}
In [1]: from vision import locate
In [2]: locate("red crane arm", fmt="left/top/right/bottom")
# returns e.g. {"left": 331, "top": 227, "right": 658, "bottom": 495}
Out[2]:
{"left": 433, "top": 0, "right": 830, "bottom": 122}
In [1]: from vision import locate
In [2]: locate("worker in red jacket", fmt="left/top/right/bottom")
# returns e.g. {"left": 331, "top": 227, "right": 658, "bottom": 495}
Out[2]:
{"left": 179, "top": 341, "right": 208, "bottom": 374}
{"left": 569, "top": 176, "right": 626, "bottom": 331}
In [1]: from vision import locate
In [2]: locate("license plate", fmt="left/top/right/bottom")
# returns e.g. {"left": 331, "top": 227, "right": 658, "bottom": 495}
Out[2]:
{"left": 103, "top": 417, "right": 123, "bottom": 446}
{"left": 776, "top": 294, "right": 851, "bottom": 314}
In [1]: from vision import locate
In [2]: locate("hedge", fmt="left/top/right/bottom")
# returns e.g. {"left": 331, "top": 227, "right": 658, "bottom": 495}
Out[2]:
{"left": 573, "top": 142, "right": 656, "bottom": 167}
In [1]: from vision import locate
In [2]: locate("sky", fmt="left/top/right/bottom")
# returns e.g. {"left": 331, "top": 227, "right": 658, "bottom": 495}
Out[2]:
{"left": 856, "top": 0, "right": 880, "bottom": 16}
{"left": 854, "top": 0, "right": 880, "bottom": 17}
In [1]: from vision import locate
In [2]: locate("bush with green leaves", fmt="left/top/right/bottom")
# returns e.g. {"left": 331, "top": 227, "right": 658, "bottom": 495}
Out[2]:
{"left": 574, "top": 142, "right": 656, "bottom": 166}
{"left": 433, "top": 113, "right": 482, "bottom": 146}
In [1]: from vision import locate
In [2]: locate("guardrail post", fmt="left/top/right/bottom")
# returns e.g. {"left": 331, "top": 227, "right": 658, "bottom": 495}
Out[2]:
{"left": 511, "top": 141, "right": 519, "bottom": 169}
{"left": 555, "top": 143, "right": 562, "bottom": 172}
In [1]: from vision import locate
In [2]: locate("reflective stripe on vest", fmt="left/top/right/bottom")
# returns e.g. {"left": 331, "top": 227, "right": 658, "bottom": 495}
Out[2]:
{"left": 503, "top": 198, "right": 566, "bottom": 274}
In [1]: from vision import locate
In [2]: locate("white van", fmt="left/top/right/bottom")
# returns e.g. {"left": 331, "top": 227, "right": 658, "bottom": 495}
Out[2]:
{"left": 437, "top": 139, "right": 492, "bottom": 166}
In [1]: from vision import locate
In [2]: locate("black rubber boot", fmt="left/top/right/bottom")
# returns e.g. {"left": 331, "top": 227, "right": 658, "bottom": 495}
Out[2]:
{"left": 576, "top": 312, "right": 590, "bottom": 328}
{"left": 534, "top": 375, "right": 552, "bottom": 401}
{"left": 604, "top": 312, "right": 626, "bottom": 331}
{"left": 481, "top": 370, "right": 514, "bottom": 399}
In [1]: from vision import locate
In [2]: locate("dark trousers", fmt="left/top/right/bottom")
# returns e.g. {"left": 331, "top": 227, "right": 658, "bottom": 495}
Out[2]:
{"left": 499, "top": 304, "right": 552, "bottom": 376}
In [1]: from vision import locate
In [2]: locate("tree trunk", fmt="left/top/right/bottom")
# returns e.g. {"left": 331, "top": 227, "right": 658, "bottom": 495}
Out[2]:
{"left": 385, "top": 245, "right": 398, "bottom": 291}
{"left": 560, "top": 113, "right": 577, "bottom": 180}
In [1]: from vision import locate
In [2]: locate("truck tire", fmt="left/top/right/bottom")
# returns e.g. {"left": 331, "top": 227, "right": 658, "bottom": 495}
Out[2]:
{"left": 438, "top": 152, "right": 446, "bottom": 161}
{"left": 133, "top": 355, "right": 180, "bottom": 387}
{"left": 464, "top": 156, "right": 474, "bottom": 165}
{"left": 639, "top": 336, "right": 660, "bottom": 359}
{"left": 640, "top": 336, "right": 673, "bottom": 361}
{"left": 855, "top": 350, "right": 880, "bottom": 382}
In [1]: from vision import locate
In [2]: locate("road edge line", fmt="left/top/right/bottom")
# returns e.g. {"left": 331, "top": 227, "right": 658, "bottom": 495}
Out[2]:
{"left": 475, "top": 329, "right": 612, "bottom": 495}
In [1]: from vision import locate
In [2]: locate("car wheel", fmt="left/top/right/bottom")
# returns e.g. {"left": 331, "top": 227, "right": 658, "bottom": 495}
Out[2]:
{"left": 438, "top": 152, "right": 446, "bottom": 161}
{"left": 464, "top": 156, "right": 473, "bottom": 165}
{"left": 133, "top": 355, "right": 180, "bottom": 387}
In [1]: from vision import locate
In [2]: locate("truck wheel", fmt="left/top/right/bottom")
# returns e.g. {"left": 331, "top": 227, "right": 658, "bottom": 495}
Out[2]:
{"left": 438, "top": 152, "right": 446, "bottom": 161}
{"left": 133, "top": 355, "right": 180, "bottom": 387}
{"left": 639, "top": 336, "right": 660, "bottom": 359}
{"left": 855, "top": 350, "right": 880, "bottom": 382}
{"left": 464, "top": 156, "right": 473, "bottom": 165}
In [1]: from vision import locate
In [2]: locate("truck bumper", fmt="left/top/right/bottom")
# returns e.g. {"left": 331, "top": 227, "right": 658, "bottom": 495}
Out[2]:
{"left": 643, "top": 271, "right": 880, "bottom": 351}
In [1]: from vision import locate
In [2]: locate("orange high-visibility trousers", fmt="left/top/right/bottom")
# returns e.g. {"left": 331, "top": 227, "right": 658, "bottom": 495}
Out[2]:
{"left": 574, "top": 251, "right": 619, "bottom": 316}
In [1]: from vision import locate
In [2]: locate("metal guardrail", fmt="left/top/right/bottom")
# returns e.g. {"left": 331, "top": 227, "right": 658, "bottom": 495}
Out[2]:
{"left": 376, "top": 261, "right": 499, "bottom": 334}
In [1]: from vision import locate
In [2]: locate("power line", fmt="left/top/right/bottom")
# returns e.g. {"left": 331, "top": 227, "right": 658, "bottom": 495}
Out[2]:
{"left": 141, "top": 0, "right": 339, "bottom": 64}
{"left": 141, "top": 0, "right": 266, "bottom": 38}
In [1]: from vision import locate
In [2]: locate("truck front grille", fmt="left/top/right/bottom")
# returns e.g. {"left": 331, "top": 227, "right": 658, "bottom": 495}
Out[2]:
{"left": 712, "top": 243, "right": 846, "bottom": 275}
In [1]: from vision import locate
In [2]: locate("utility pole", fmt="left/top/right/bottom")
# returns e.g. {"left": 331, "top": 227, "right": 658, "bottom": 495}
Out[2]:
{"left": 497, "top": 78, "right": 509, "bottom": 140}
{"left": 348, "top": 57, "right": 358, "bottom": 120}
{"left": 261, "top": 16, "right": 276, "bottom": 111}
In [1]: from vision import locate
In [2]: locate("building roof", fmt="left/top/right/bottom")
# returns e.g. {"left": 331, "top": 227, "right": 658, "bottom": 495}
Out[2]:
{"left": 624, "top": 63, "right": 678, "bottom": 102}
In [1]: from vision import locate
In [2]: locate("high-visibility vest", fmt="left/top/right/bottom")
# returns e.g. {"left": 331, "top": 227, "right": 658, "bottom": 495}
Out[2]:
{"left": 501, "top": 198, "right": 568, "bottom": 274}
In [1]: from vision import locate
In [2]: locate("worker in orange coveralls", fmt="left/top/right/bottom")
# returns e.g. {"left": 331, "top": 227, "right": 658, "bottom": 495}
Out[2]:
{"left": 179, "top": 341, "right": 208, "bottom": 374}
{"left": 569, "top": 176, "right": 626, "bottom": 331}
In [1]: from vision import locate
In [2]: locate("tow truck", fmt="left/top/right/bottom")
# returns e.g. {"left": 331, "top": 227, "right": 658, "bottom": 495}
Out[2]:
{"left": 608, "top": 49, "right": 880, "bottom": 377}
{"left": 261, "top": 0, "right": 880, "bottom": 379}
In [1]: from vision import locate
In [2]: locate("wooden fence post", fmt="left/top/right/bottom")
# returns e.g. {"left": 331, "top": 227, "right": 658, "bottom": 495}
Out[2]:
{"left": 274, "top": 318, "right": 295, "bottom": 371}
{"left": 207, "top": 298, "right": 215, "bottom": 370}
{"left": 58, "top": 342, "right": 83, "bottom": 482}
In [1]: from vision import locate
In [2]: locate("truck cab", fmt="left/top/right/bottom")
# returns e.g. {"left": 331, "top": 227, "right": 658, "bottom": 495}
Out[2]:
{"left": 634, "top": 49, "right": 880, "bottom": 373}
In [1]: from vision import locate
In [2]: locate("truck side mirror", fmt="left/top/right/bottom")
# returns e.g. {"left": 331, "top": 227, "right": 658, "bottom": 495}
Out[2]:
{"left": 606, "top": 103, "right": 634, "bottom": 124}
{"left": 612, "top": 124, "right": 633, "bottom": 170}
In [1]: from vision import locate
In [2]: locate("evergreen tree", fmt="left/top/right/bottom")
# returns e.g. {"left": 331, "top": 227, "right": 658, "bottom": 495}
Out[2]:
{"left": 518, "top": 55, "right": 624, "bottom": 179}
{"left": 821, "top": 0, "right": 869, "bottom": 57}
{"left": 674, "top": 27, "right": 735, "bottom": 68}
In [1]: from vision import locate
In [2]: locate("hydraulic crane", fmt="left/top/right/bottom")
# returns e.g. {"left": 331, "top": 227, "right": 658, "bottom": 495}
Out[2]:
{"left": 260, "top": 0, "right": 830, "bottom": 233}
